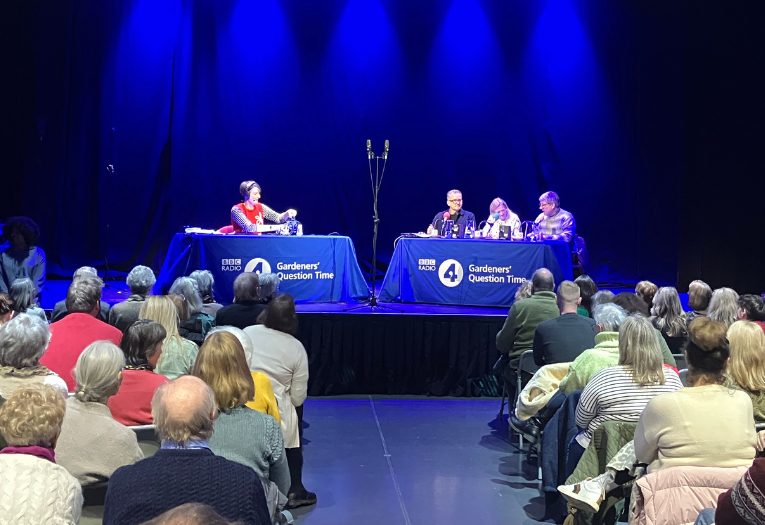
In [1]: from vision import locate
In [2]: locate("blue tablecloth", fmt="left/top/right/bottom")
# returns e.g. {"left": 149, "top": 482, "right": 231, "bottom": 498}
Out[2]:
{"left": 155, "top": 234, "right": 369, "bottom": 304}
{"left": 379, "top": 238, "right": 573, "bottom": 307}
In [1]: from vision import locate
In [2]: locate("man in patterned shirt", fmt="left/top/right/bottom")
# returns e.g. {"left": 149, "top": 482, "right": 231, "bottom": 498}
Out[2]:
{"left": 532, "top": 191, "right": 576, "bottom": 251}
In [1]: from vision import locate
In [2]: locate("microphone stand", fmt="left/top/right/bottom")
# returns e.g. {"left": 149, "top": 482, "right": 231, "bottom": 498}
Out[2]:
{"left": 345, "top": 141, "right": 403, "bottom": 313}
{"left": 102, "top": 128, "right": 125, "bottom": 295}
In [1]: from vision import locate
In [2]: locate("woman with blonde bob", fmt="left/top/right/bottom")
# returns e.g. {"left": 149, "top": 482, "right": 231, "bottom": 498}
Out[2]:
{"left": 726, "top": 320, "right": 765, "bottom": 422}
{"left": 649, "top": 287, "right": 688, "bottom": 353}
{"left": 192, "top": 331, "right": 290, "bottom": 496}
{"left": 139, "top": 295, "right": 199, "bottom": 379}
{"left": 56, "top": 341, "right": 143, "bottom": 485}
{"left": 707, "top": 287, "right": 740, "bottom": 327}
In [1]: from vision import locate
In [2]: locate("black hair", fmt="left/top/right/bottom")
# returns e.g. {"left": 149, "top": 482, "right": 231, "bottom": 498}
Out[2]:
{"left": 239, "top": 180, "right": 261, "bottom": 201}
{"left": 258, "top": 294, "right": 298, "bottom": 336}
{"left": 574, "top": 275, "right": 598, "bottom": 313}
{"left": 121, "top": 319, "right": 167, "bottom": 367}
{"left": 4, "top": 216, "right": 40, "bottom": 247}
{"left": 739, "top": 294, "right": 765, "bottom": 322}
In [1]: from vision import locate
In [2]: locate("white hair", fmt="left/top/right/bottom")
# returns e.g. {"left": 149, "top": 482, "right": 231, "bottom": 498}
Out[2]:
{"left": 73, "top": 341, "right": 125, "bottom": 403}
{"left": 708, "top": 287, "right": 740, "bottom": 328}
{"left": 593, "top": 303, "right": 628, "bottom": 332}
{"left": 258, "top": 273, "right": 280, "bottom": 300}
{"left": 189, "top": 270, "right": 215, "bottom": 301}
{"left": 206, "top": 325, "right": 254, "bottom": 364}
{"left": 0, "top": 313, "right": 51, "bottom": 368}
{"left": 539, "top": 191, "right": 560, "bottom": 207}
{"left": 169, "top": 277, "right": 203, "bottom": 315}
{"left": 73, "top": 266, "right": 98, "bottom": 279}
{"left": 126, "top": 265, "right": 156, "bottom": 295}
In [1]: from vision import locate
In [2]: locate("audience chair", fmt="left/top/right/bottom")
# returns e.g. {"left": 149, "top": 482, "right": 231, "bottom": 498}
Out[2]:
{"left": 512, "top": 350, "right": 541, "bottom": 449}
{"left": 678, "top": 369, "right": 688, "bottom": 387}
{"left": 130, "top": 424, "right": 160, "bottom": 458}
{"left": 671, "top": 353, "right": 686, "bottom": 371}
{"left": 495, "top": 354, "right": 511, "bottom": 420}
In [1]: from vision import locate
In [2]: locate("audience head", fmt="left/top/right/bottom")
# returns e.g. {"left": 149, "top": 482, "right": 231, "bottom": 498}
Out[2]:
{"left": 650, "top": 287, "right": 687, "bottom": 337}
{"left": 193, "top": 331, "right": 254, "bottom": 411}
{"left": 556, "top": 281, "right": 581, "bottom": 313}
{"left": 140, "top": 295, "right": 181, "bottom": 341}
{"left": 738, "top": 294, "right": 765, "bottom": 322}
{"left": 73, "top": 266, "right": 98, "bottom": 280}
{"left": 258, "top": 294, "right": 298, "bottom": 336}
{"left": 0, "top": 313, "right": 51, "bottom": 369}
{"left": 687, "top": 280, "right": 713, "bottom": 313}
{"left": 0, "top": 383, "right": 65, "bottom": 448}
{"left": 592, "top": 303, "right": 627, "bottom": 333}
{"left": 189, "top": 270, "right": 216, "bottom": 303}
{"left": 139, "top": 503, "right": 239, "bottom": 525}
{"left": 727, "top": 320, "right": 765, "bottom": 393}
{"left": 233, "top": 272, "right": 260, "bottom": 303}
{"left": 167, "top": 294, "right": 190, "bottom": 322}
{"left": 618, "top": 316, "right": 665, "bottom": 385}
{"left": 121, "top": 319, "right": 166, "bottom": 369}
{"left": 9, "top": 278, "right": 38, "bottom": 313}
{"left": 3, "top": 216, "right": 40, "bottom": 249}
{"left": 73, "top": 341, "right": 124, "bottom": 403}
{"left": 258, "top": 273, "right": 280, "bottom": 302}
{"left": 683, "top": 316, "right": 730, "bottom": 384}
{"left": 206, "top": 326, "right": 253, "bottom": 363}
{"left": 635, "top": 281, "right": 659, "bottom": 310}
{"left": 574, "top": 275, "right": 597, "bottom": 313}
{"left": 152, "top": 376, "right": 216, "bottom": 447}
{"left": 613, "top": 292, "right": 649, "bottom": 317}
{"left": 127, "top": 265, "right": 156, "bottom": 296}
{"left": 590, "top": 290, "right": 615, "bottom": 316}
{"left": 0, "top": 293, "right": 12, "bottom": 325}
{"left": 515, "top": 280, "right": 533, "bottom": 302}
{"left": 169, "top": 277, "right": 203, "bottom": 316}
{"left": 530, "top": 268, "right": 554, "bottom": 293}
{"left": 707, "top": 287, "right": 740, "bottom": 327}
{"left": 65, "top": 275, "right": 103, "bottom": 316}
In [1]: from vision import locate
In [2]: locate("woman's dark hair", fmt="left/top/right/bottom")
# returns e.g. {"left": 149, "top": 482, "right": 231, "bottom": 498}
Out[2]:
{"left": 574, "top": 275, "right": 598, "bottom": 314}
{"left": 739, "top": 294, "right": 765, "bottom": 322}
{"left": 9, "top": 278, "right": 38, "bottom": 313}
{"left": 3, "top": 216, "right": 40, "bottom": 246}
{"left": 0, "top": 293, "right": 12, "bottom": 316}
{"left": 683, "top": 317, "right": 729, "bottom": 383}
{"left": 121, "top": 319, "right": 166, "bottom": 367}
{"left": 613, "top": 292, "right": 649, "bottom": 317}
{"left": 257, "top": 294, "right": 298, "bottom": 336}
{"left": 239, "top": 180, "right": 261, "bottom": 201}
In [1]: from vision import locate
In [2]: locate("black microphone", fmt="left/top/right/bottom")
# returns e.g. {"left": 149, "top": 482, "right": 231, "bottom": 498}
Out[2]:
{"left": 382, "top": 139, "right": 389, "bottom": 160}
{"left": 366, "top": 139, "right": 373, "bottom": 160}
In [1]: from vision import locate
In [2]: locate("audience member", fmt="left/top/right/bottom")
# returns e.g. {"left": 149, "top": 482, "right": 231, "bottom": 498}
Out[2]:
{"left": 738, "top": 294, "right": 765, "bottom": 332}
{"left": 244, "top": 295, "right": 315, "bottom": 508}
{"left": 709, "top": 458, "right": 765, "bottom": 525}
{"left": 558, "top": 303, "right": 627, "bottom": 396}
{"left": 708, "top": 287, "right": 740, "bottom": 327}
{"left": 258, "top": 273, "right": 281, "bottom": 305}
{"left": 650, "top": 287, "right": 689, "bottom": 353}
{"left": 9, "top": 277, "right": 46, "bottom": 321}
{"left": 514, "top": 280, "right": 533, "bottom": 302}
{"left": 0, "top": 216, "right": 46, "bottom": 296}
{"left": 51, "top": 266, "right": 111, "bottom": 323}
{"left": 56, "top": 341, "right": 143, "bottom": 485}
{"left": 0, "top": 314, "right": 67, "bottom": 397}
{"left": 532, "top": 281, "right": 597, "bottom": 366}
{"left": 612, "top": 291, "right": 649, "bottom": 317}
{"left": 138, "top": 503, "right": 241, "bottom": 525}
{"left": 40, "top": 276, "right": 122, "bottom": 391}
{"left": 574, "top": 275, "right": 598, "bottom": 317}
{"left": 589, "top": 290, "right": 615, "bottom": 315}
{"left": 169, "top": 277, "right": 215, "bottom": 346}
{"left": 102, "top": 376, "right": 271, "bottom": 525}
{"left": 190, "top": 270, "right": 224, "bottom": 316}
{"left": 0, "top": 394, "right": 4, "bottom": 449}
{"left": 216, "top": 273, "right": 267, "bottom": 330}
{"left": 139, "top": 295, "right": 198, "bottom": 379}
{"left": 687, "top": 280, "right": 713, "bottom": 324}
{"left": 496, "top": 268, "right": 559, "bottom": 385}
{"left": 0, "top": 384, "right": 82, "bottom": 524}
{"left": 726, "top": 320, "right": 765, "bottom": 422}
{"left": 0, "top": 293, "right": 13, "bottom": 325}
{"left": 207, "top": 326, "right": 280, "bottom": 423}
{"left": 109, "top": 265, "right": 156, "bottom": 333}
{"left": 635, "top": 280, "right": 659, "bottom": 312}
{"left": 108, "top": 319, "right": 170, "bottom": 425}
{"left": 192, "top": 331, "right": 290, "bottom": 495}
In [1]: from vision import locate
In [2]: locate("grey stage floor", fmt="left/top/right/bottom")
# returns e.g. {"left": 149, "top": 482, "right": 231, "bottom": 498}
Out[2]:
{"left": 290, "top": 397, "right": 548, "bottom": 525}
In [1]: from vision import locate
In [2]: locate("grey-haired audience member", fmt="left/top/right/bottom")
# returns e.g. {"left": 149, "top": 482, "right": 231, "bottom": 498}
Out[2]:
{"left": 109, "top": 265, "right": 156, "bottom": 333}
{"left": 590, "top": 290, "right": 615, "bottom": 316}
{"left": 592, "top": 303, "right": 628, "bottom": 333}
{"left": 189, "top": 270, "right": 224, "bottom": 317}
{"left": 169, "top": 277, "right": 215, "bottom": 346}
{"left": 258, "top": 273, "right": 281, "bottom": 303}
{"left": 215, "top": 273, "right": 268, "bottom": 330}
{"left": 9, "top": 278, "right": 46, "bottom": 321}
{"left": 707, "top": 287, "right": 740, "bottom": 328}
{"left": 51, "top": 266, "right": 111, "bottom": 323}
{"left": 0, "top": 313, "right": 68, "bottom": 397}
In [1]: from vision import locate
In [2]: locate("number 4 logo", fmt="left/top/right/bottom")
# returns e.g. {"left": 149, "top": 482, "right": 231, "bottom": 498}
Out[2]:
{"left": 438, "top": 259, "right": 464, "bottom": 287}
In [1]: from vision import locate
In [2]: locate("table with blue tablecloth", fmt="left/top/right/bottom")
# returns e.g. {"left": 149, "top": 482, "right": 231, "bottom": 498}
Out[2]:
{"left": 378, "top": 237, "right": 573, "bottom": 307}
{"left": 155, "top": 234, "right": 369, "bottom": 304}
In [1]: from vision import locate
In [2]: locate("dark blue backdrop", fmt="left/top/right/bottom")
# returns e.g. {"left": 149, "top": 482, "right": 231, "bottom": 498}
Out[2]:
{"left": 3, "top": 0, "right": 688, "bottom": 285}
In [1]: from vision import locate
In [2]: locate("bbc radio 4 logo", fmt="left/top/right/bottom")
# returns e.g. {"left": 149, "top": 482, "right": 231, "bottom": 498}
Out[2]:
{"left": 438, "top": 259, "right": 463, "bottom": 287}
{"left": 221, "top": 258, "right": 271, "bottom": 274}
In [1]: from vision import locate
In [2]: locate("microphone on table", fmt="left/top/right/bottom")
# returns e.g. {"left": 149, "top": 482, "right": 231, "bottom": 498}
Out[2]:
{"left": 534, "top": 213, "right": 544, "bottom": 225}
{"left": 382, "top": 140, "right": 389, "bottom": 160}
{"left": 443, "top": 211, "right": 450, "bottom": 220}
{"left": 487, "top": 212, "right": 500, "bottom": 224}
{"left": 366, "top": 139, "right": 373, "bottom": 160}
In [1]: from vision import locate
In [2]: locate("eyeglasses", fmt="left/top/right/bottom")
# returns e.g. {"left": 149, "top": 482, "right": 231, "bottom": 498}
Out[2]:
{"left": 539, "top": 202, "right": 553, "bottom": 209}
{"left": 448, "top": 199, "right": 463, "bottom": 203}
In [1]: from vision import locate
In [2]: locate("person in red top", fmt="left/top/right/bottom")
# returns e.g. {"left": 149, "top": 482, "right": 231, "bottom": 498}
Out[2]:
{"left": 40, "top": 276, "right": 122, "bottom": 391}
{"left": 230, "top": 180, "right": 297, "bottom": 234}
{"left": 108, "top": 319, "right": 169, "bottom": 426}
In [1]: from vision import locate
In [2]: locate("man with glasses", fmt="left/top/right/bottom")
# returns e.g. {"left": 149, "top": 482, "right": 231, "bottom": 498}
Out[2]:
{"left": 426, "top": 189, "right": 476, "bottom": 236}
{"left": 532, "top": 191, "right": 576, "bottom": 250}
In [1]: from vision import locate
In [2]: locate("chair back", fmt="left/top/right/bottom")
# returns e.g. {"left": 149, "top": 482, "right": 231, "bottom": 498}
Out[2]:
{"left": 678, "top": 369, "right": 688, "bottom": 387}
{"left": 671, "top": 353, "right": 686, "bottom": 371}
{"left": 217, "top": 225, "right": 234, "bottom": 234}
{"left": 130, "top": 424, "right": 161, "bottom": 457}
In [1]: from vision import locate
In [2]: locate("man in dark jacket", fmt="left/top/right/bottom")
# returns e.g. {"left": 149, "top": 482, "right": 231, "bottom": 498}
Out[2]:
{"left": 215, "top": 272, "right": 269, "bottom": 330}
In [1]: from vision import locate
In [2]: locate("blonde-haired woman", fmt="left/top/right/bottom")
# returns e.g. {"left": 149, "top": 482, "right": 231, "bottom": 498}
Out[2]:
{"left": 649, "top": 287, "right": 688, "bottom": 353}
{"left": 56, "top": 341, "right": 143, "bottom": 485}
{"left": 192, "top": 331, "right": 290, "bottom": 496}
{"left": 139, "top": 295, "right": 199, "bottom": 379}
{"left": 727, "top": 320, "right": 765, "bottom": 422}
{"left": 481, "top": 198, "right": 521, "bottom": 239}
{"left": 708, "top": 287, "right": 740, "bottom": 327}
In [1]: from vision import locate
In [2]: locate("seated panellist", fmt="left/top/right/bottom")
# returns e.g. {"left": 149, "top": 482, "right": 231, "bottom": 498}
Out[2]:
{"left": 109, "top": 265, "right": 156, "bottom": 333}
{"left": 481, "top": 197, "right": 521, "bottom": 239}
{"left": 426, "top": 189, "right": 476, "bottom": 237}
{"left": 531, "top": 191, "right": 576, "bottom": 250}
{"left": 0, "top": 216, "right": 46, "bottom": 296}
{"left": 231, "top": 180, "right": 296, "bottom": 234}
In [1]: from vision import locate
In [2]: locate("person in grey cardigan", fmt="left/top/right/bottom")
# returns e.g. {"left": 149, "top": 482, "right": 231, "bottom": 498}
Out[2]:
{"left": 109, "top": 265, "right": 156, "bottom": 333}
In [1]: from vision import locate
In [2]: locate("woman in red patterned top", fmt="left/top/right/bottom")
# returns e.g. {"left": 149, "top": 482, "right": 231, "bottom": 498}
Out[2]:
{"left": 231, "top": 181, "right": 297, "bottom": 234}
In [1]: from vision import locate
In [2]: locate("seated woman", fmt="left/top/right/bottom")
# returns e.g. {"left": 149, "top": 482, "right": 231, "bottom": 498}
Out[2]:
{"left": 192, "top": 331, "right": 290, "bottom": 496}
{"left": 575, "top": 275, "right": 598, "bottom": 317}
{"left": 0, "top": 293, "right": 14, "bottom": 326}
{"left": 56, "top": 341, "right": 143, "bottom": 485}
{"left": 559, "top": 317, "right": 757, "bottom": 513}
{"left": 649, "top": 286, "right": 688, "bottom": 353}
{"left": 139, "top": 295, "right": 199, "bottom": 379}
{"left": 481, "top": 198, "right": 521, "bottom": 239}
{"left": 0, "top": 384, "right": 82, "bottom": 523}
{"left": 0, "top": 216, "right": 46, "bottom": 296}
{"left": 708, "top": 287, "right": 740, "bottom": 327}
{"left": 635, "top": 280, "right": 658, "bottom": 313}
{"left": 231, "top": 180, "right": 297, "bottom": 234}
{"left": 9, "top": 277, "right": 46, "bottom": 321}
{"left": 108, "top": 320, "right": 170, "bottom": 426}
{"left": 189, "top": 270, "right": 224, "bottom": 316}
{"left": 169, "top": 277, "right": 215, "bottom": 346}
{"left": 738, "top": 294, "right": 765, "bottom": 332}
{"left": 566, "top": 316, "right": 683, "bottom": 475}
{"left": 0, "top": 314, "right": 67, "bottom": 397}
{"left": 687, "top": 280, "right": 712, "bottom": 324}
{"left": 725, "top": 320, "right": 765, "bottom": 422}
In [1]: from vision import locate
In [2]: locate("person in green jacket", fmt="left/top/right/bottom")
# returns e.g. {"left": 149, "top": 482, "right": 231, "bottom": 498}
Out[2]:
{"left": 496, "top": 268, "right": 560, "bottom": 385}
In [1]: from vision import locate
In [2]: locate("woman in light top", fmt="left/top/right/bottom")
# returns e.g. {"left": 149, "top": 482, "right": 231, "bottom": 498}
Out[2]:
{"left": 231, "top": 180, "right": 296, "bottom": 234}
{"left": 139, "top": 296, "right": 198, "bottom": 379}
{"left": 481, "top": 198, "right": 521, "bottom": 239}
